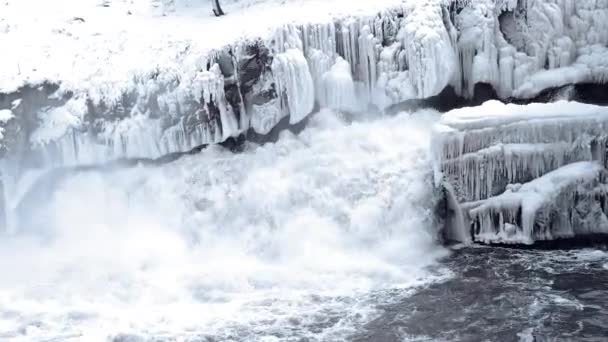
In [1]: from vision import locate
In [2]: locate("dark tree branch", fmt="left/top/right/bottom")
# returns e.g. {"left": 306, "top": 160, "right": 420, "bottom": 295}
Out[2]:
{"left": 212, "top": 0, "right": 225, "bottom": 16}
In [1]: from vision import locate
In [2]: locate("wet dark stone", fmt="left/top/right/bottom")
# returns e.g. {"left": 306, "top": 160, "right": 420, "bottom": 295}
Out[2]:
{"left": 574, "top": 83, "right": 608, "bottom": 105}
{"left": 216, "top": 51, "right": 236, "bottom": 78}
{"left": 0, "top": 83, "right": 68, "bottom": 164}
{"left": 224, "top": 82, "right": 244, "bottom": 127}
{"left": 472, "top": 82, "right": 499, "bottom": 105}
{"left": 246, "top": 113, "right": 309, "bottom": 145}
{"left": 238, "top": 42, "right": 272, "bottom": 97}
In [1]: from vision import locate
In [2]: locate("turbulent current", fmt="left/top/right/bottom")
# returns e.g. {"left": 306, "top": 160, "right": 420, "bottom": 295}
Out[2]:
{"left": 0, "top": 110, "right": 450, "bottom": 341}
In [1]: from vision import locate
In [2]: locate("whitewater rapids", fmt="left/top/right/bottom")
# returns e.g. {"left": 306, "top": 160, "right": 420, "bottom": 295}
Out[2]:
{"left": 0, "top": 109, "right": 449, "bottom": 341}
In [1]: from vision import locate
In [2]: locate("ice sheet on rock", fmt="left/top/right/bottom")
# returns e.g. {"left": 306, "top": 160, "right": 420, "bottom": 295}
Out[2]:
{"left": 441, "top": 142, "right": 592, "bottom": 202}
{"left": 29, "top": 63, "right": 241, "bottom": 165}
{"left": 467, "top": 162, "right": 608, "bottom": 244}
{"left": 434, "top": 100, "right": 608, "bottom": 204}
{"left": 4, "top": 0, "right": 608, "bottom": 171}
{"left": 514, "top": 45, "right": 608, "bottom": 98}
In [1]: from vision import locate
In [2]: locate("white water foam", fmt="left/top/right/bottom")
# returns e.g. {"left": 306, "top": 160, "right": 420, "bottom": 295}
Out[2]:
{"left": 0, "top": 109, "right": 449, "bottom": 341}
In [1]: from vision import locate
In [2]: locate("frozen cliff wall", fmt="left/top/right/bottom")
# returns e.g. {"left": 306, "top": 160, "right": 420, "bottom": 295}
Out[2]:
{"left": 433, "top": 100, "right": 608, "bottom": 245}
{"left": 1, "top": 0, "right": 607, "bottom": 171}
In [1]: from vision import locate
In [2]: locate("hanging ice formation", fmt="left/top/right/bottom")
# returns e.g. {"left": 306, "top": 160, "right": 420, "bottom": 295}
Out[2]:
{"left": 433, "top": 101, "right": 608, "bottom": 245}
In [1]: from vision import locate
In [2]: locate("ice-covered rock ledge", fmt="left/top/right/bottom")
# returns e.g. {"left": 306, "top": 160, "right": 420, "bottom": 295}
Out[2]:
{"left": 1, "top": 0, "right": 608, "bottom": 171}
{"left": 433, "top": 100, "right": 608, "bottom": 245}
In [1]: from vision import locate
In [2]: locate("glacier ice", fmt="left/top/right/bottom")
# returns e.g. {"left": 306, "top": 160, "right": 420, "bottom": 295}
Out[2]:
{"left": 434, "top": 101, "right": 608, "bottom": 244}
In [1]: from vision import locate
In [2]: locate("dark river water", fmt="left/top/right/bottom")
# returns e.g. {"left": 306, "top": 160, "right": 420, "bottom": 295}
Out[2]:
{"left": 353, "top": 246, "right": 608, "bottom": 342}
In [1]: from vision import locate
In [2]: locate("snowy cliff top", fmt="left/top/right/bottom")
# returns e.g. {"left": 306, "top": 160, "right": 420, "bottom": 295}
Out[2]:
{"left": 440, "top": 100, "right": 608, "bottom": 130}
{"left": 0, "top": 0, "right": 407, "bottom": 94}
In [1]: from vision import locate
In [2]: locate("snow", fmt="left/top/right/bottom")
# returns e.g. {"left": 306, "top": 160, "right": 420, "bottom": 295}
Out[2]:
{"left": 2, "top": 0, "right": 606, "bottom": 102}
{"left": 440, "top": 100, "right": 608, "bottom": 129}
{"left": 0, "top": 110, "right": 13, "bottom": 123}
{"left": 1, "top": 0, "right": 608, "bottom": 244}
{"left": 0, "top": 109, "right": 14, "bottom": 146}
{"left": 0, "top": 0, "right": 406, "bottom": 95}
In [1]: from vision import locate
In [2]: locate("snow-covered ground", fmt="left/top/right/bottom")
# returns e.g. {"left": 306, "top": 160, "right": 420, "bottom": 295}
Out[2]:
{"left": 2, "top": 0, "right": 607, "bottom": 99}
{"left": 0, "top": 0, "right": 406, "bottom": 94}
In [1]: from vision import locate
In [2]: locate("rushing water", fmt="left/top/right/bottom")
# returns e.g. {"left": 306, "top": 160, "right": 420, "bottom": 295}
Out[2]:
{"left": 2, "top": 108, "right": 607, "bottom": 342}
{"left": 0, "top": 109, "right": 450, "bottom": 341}
{"left": 355, "top": 246, "right": 608, "bottom": 342}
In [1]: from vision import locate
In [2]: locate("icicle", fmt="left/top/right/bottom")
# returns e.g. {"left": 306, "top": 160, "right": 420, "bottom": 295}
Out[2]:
{"left": 320, "top": 57, "right": 358, "bottom": 112}
{"left": 357, "top": 25, "right": 379, "bottom": 98}
{"left": 272, "top": 49, "right": 315, "bottom": 124}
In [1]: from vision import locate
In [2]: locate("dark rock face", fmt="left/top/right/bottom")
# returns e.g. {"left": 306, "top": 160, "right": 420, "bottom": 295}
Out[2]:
{"left": 574, "top": 83, "right": 608, "bottom": 106}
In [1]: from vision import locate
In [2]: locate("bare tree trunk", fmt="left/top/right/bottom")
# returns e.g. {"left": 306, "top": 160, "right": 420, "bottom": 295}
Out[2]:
{"left": 212, "top": 0, "right": 225, "bottom": 16}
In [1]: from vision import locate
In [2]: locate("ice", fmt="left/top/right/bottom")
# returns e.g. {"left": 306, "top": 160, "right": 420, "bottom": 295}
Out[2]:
{"left": 27, "top": 62, "right": 243, "bottom": 166}
{"left": 434, "top": 100, "right": 608, "bottom": 244}
{"left": 398, "top": 0, "right": 457, "bottom": 99}
{"left": 319, "top": 57, "right": 359, "bottom": 112}
{"left": 249, "top": 99, "right": 284, "bottom": 135}
{"left": 30, "top": 97, "right": 86, "bottom": 148}
{"left": 272, "top": 48, "right": 315, "bottom": 124}
{"left": 2, "top": 0, "right": 608, "bottom": 245}
{"left": 467, "top": 162, "right": 608, "bottom": 244}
